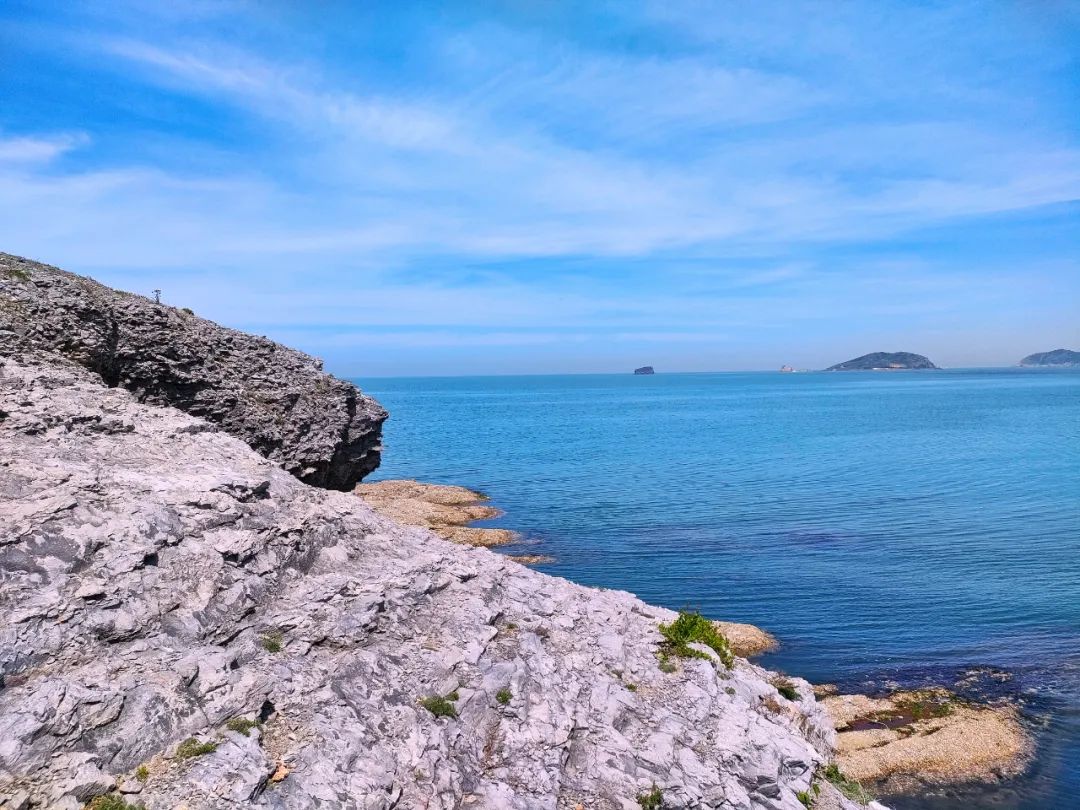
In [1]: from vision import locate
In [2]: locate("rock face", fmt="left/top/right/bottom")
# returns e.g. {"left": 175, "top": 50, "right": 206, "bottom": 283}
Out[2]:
{"left": 633, "top": 366, "right": 655, "bottom": 375}
{"left": 1018, "top": 348, "right": 1080, "bottom": 367}
{"left": 826, "top": 353, "right": 937, "bottom": 371}
{"left": 0, "top": 253, "right": 386, "bottom": 490}
{"left": 0, "top": 352, "right": 869, "bottom": 810}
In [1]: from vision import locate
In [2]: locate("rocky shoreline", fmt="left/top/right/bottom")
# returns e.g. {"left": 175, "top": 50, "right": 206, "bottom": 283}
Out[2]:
{"left": 0, "top": 256, "right": 1033, "bottom": 809}
{"left": 353, "top": 480, "right": 1032, "bottom": 802}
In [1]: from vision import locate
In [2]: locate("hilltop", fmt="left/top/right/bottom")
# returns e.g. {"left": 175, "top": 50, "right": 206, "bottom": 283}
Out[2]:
{"left": 827, "top": 352, "right": 938, "bottom": 371}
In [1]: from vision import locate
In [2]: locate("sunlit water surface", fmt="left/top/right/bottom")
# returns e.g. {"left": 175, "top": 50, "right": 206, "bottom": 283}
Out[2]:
{"left": 356, "top": 369, "right": 1080, "bottom": 810}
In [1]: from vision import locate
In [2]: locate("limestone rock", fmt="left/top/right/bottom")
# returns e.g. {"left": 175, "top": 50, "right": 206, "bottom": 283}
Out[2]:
{"left": 0, "top": 253, "right": 386, "bottom": 490}
{"left": 0, "top": 353, "right": 865, "bottom": 809}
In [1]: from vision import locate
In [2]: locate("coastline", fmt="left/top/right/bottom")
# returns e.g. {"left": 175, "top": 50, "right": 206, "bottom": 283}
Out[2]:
{"left": 356, "top": 478, "right": 1034, "bottom": 804}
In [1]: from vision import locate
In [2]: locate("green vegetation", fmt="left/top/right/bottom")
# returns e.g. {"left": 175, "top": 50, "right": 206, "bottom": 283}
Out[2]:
{"left": 260, "top": 630, "right": 284, "bottom": 653}
{"left": 85, "top": 796, "right": 144, "bottom": 810}
{"left": 134, "top": 764, "right": 149, "bottom": 782}
{"left": 226, "top": 716, "right": 260, "bottom": 736}
{"left": 181, "top": 307, "right": 194, "bottom": 315}
{"left": 496, "top": 687, "right": 512, "bottom": 705}
{"left": 796, "top": 790, "right": 812, "bottom": 808}
{"left": 658, "top": 657, "right": 677, "bottom": 673}
{"left": 626, "top": 682, "right": 638, "bottom": 692}
{"left": 657, "top": 611, "right": 734, "bottom": 669}
{"left": 420, "top": 692, "right": 459, "bottom": 719}
{"left": 636, "top": 784, "right": 664, "bottom": 810}
{"left": 894, "top": 694, "right": 954, "bottom": 720}
{"left": 824, "top": 764, "right": 874, "bottom": 803}
{"left": 176, "top": 737, "right": 218, "bottom": 760}
{"left": 2, "top": 265, "right": 31, "bottom": 282}
{"left": 725, "top": 686, "right": 736, "bottom": 696}
{"left": 773, "top": 679, "right": 800, "bottom": 701}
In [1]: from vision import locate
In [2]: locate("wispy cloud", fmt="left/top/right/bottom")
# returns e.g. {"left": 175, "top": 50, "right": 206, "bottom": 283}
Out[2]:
{"left": 0, "top": 0, "right": 1077, "bottom": 372}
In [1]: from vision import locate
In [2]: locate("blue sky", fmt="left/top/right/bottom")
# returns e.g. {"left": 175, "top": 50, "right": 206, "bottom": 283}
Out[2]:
{"left": 1, "top": 1, "right": 1078, "bottom": 375}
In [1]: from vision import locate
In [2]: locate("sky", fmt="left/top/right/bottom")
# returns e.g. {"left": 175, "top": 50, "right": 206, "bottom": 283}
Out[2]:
{"left": 1, "top": 1, "right": 1078, "bottom": 375}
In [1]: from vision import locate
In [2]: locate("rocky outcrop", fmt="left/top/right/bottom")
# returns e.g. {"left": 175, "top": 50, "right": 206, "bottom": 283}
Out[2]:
{"left": 633, "top": 366, "right": 655, "bottom": 375}
{"left": 0, "top": 253, "right": 386, "bottom": 490}
{"left": 826, "top": 353, "right": 937, "bottom": 371}
{"left": 823, "top": 690, "right": 1029, "bottom": 794}
{"left": 0, "top": 352, "right": 869, "bottom": 810}
{"left": 1018, "top": 348, "right": 1080, "bottom": 367}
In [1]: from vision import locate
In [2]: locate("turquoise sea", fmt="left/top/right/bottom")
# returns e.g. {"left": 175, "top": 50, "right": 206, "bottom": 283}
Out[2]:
{"left": 356, "top": 369, "right": 1080, "bottom": 810}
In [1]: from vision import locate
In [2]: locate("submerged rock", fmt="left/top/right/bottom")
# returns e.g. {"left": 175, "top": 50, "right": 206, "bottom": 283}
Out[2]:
{"left": 0, "top": 353, "right": 861, "bottom": 809}
{"left": 0, "top": 253, "right": 386, "bottom": 490}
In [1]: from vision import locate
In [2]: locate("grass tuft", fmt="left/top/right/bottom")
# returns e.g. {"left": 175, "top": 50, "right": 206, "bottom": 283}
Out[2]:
{"left": 636, "top": 784, "right": 664, "bottom": 809}
{"left": 773, "top": 678, "right": 800, "bottom": 701}
{"left": 657, "top": 611, "right": 734, "bottom": 669}
{"left": 134, "top": 765, "right": 149, "bottom": 782}
{"left": 176, "top": 737, "right": 218, "bottom": 760}
{"left": 226, "top": 716, "right": 260, "bottom": 736}
{"left": 496, "top": 687, "right": 512, "bottom": 705}
{"left": 823, "top": 764, "right": 874, "bottom": 803}
{"left": 260, "top": 630, "right": 283, "bottom": 653}
{"left": 420, "top": 692, "right": 459, "bottom": 719}
{"left": 85, "top": 796, "right": 145, "bottom": 810}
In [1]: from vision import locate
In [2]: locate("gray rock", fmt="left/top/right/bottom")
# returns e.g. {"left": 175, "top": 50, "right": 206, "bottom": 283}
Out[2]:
{"left": 0, "top": 253, "right": 386, "bottom": 489}
{"left": 0, "top": 352, "right": 875, "bottom": 809}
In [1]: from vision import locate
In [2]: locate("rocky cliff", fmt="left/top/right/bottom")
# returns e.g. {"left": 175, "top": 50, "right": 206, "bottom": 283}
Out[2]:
{"left": 0, "top": 351, "right": 872, "bottom": 809}
{"left": 826, "top": 352, "right": 937, "bottom": 371}
{"left": 0, "top": 254, "right": 386, "bottom": 490}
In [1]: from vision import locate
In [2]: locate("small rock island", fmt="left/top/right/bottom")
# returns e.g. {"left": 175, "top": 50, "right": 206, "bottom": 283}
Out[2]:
{"left": 827, "top": 352, "right": 938, "bottom": 371}
{"left": 1019, "top": 348, "right": 1080, "bottom": 367}
{"left": 633, "top": 365, "right": 655, "bottom": 375}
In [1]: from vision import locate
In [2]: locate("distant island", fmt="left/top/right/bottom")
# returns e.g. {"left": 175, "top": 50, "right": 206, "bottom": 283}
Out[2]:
{"left": 634, "top": 366, "right": 655, "bottom": 375}
{"left": 1019, "top": 348, "right": 1080, "bottom": 367}
{"left": 827, "top": 352, "right": 938, "bottom": 371}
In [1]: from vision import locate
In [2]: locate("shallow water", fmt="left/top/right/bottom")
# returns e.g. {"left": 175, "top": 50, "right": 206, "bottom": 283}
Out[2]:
{"left": 356, "top": 369, "right": 1080, "bottom": 809}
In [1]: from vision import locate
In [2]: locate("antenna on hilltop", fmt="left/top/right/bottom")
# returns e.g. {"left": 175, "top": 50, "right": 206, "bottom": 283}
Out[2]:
{"left": 152, "top": 289, "right": 161, "bottom": 304}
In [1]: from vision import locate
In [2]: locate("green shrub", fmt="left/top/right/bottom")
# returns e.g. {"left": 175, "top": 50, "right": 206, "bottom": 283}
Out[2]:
{"left": 496, "top": 687, "right": 512, "bottom": 705}
{"left": 176, "top": 737, "right": 218, "bottom": 759}
{"left": 823, "top": 764, "right": 873, "bottom": 803}
{"left": 181, "top": 307, "right": 194, "bottom": 315}
{"left": 796, "top": 790, "right": 812, "bottom": 808}
{"left": 658, "top": 656, "right": 677, "bottom": 673}
{"left": 420, "top": 693, "right": 458, "bottom": 719}
{"left": 134, "top": 764, "right": 149, "bottom": 782}
{"left": 637, "top": 784, "right": 664, "bottom": 809}
{"left": 86, "top": 796, "right": 145, "bottom": 810}
{"left": 626, "top": 682, "right": 638, "bottom": 692}
{"left": 260, "top": 630, "right": 283, "bottom": 653}
{"left": 774, "top": 679, "right": 800, "bottom": 701}
{"left": 657, "top": 611, "right": 734, "bottom": 669}
{"left": 226, "top": 716, "right": 260, "bottom": 736}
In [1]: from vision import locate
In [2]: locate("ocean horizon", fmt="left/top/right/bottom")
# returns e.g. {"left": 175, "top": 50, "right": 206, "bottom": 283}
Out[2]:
{"left": 359, "top": 367, "right": 1080, "bottom": 810}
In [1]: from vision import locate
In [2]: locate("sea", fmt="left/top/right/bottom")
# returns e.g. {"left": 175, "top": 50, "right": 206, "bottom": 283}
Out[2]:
{"left": 355, "top": 369, "right": 1080, "bottom": 810}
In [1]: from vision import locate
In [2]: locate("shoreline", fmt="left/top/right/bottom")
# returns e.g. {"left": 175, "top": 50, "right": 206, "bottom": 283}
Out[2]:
{"left": 355, "top": 478, "right": 1034, "bottom": 803}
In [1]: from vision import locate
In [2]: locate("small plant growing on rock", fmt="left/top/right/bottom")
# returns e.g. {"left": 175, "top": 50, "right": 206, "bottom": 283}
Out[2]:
{"left": 420, "top": 692, "right": 459, "bottom": 719}
{"left": 773, "top": 678, "right": 800, "bottom": 701}
{"left": 796, "top": 790, "right": 812, "bottom": 808}
{"left": 626, "top": 682, "right": 638, "bottom": 692}
{"left": 658, "top": 656, "right": 677, "bottom": 673}
{"left": 657, "top": 611, "right": 734, "bottom": 669}
{"left": 226, "top": 716, "right": 260, "bottom": 736}
{"left": 260, "top": 630, "right": 284, "bottom": 653}
{"left": 86, "top": 794, "right": 145, "bottom": 810}
{"left": 134, "top": 764, "right": 149, "bottom": 782}
{"left": 181, "top": 307, "right": 194, "bottom": 315}
{"left": 637, "top": 784, "right": 664, "bottom": 809}
{"left": 176, "top": 737, "right": 218, "bottom": 759}
{"left": 496, "top": 687, "right": 512, "bottom": 705}
{"left": 823, "top": 764, "right": 873, "bottom": 803}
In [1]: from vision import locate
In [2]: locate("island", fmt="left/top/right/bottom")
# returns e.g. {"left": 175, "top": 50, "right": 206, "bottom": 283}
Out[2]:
{"left": 827, "top": 351, "right": 938, "bottom": 371}
{"left": 1019, "top": 348, "right": 1080, "bottom": 367}
{"left": 633, "top": 365, "right": 655, "bottom": 375}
